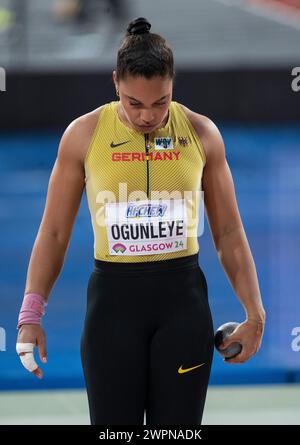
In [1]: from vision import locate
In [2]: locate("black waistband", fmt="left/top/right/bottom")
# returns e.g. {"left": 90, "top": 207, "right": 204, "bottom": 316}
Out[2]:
{"left": 93, "top": 254, "right": 199, "bottom": 274}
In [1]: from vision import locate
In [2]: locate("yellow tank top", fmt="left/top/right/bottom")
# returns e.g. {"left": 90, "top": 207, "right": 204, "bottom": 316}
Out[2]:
{"left": 84, "top": 100, "right": 206, "bottom": 263}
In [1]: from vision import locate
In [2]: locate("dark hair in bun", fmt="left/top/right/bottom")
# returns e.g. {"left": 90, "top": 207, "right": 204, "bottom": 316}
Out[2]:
{"left": 116, "top": 17, "right": 175, "bottom": 80}
{"left": 126, "top": 17, "right": 151, "bottom": 36}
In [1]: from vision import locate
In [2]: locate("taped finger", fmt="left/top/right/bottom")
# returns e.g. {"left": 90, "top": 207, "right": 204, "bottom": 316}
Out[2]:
{"left": 16, "top": 342, "right": 38, "bottom": 372}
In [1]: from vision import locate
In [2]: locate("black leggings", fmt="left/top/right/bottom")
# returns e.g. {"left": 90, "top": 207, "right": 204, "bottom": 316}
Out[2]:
{"left": 80, "top": 254, "right": 215, "bottom": 425}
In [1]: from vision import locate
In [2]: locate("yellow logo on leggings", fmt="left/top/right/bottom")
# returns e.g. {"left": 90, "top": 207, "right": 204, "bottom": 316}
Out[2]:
{"left": 178, "top": 363, "right": 205, "bottom": 374}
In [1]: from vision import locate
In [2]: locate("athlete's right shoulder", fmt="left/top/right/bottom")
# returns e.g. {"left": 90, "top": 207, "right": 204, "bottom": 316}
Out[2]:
{"left": 64, "top": 104, "right": 106, "bottom": 139}
{"left": 58, "top": 104, "right": 107, "bottom": 164}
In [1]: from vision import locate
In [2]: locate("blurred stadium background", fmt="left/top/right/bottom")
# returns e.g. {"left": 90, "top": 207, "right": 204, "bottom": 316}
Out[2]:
{"left": 0, "top": 0, "right": 300, "bottom": 425}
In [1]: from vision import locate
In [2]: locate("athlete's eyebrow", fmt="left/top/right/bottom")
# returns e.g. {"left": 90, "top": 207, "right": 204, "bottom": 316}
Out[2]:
{"left": 125, "top": 94, "right": 169, "bottom": 103}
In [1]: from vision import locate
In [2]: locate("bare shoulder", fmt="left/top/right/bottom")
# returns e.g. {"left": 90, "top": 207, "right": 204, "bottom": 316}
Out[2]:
{"left": 59, "top": 105, "right": 105, "bottom": 164}
{"left": 179, "top": 103, "right": 225, "bottom": 162}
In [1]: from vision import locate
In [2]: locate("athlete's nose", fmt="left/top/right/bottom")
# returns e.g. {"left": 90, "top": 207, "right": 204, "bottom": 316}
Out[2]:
{"left": 140, "top": 111, "right": 154, "bottom": 124}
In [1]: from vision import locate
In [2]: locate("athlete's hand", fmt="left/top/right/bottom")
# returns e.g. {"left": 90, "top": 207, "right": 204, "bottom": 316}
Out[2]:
{"left": 219, "top": 319, "right": 265, "bottom": 364}
{"left": 16, "top": 324, "right": 47, "bottom": 379}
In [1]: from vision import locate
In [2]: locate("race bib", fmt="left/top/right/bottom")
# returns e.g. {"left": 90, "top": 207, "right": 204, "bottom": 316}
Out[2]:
{"left": 105, "top": 199, "right": 188, "bottom": 256}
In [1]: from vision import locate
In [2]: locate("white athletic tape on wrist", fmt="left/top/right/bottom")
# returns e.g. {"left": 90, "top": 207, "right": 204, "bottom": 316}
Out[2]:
{"left": 16, "top": 343, "right": 38, "bottom": 372}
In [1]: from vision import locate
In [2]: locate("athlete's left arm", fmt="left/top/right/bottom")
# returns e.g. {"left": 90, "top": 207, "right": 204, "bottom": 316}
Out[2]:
{"left": 194, "top": 114, "right": 266, "bottom": 364}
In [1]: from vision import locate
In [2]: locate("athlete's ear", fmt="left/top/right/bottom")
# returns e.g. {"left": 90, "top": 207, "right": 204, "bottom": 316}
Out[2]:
{"left": 112, "top": 70, "right": 117, "bottom": 87}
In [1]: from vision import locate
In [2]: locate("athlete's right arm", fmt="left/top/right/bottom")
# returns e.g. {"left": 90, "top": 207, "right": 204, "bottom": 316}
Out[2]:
{"left": 16, "top": 112, "right": 98, "bottom": 379}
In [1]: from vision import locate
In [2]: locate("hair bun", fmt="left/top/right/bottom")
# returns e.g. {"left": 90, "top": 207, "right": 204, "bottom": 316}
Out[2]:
{"left": 127, "top": 17, "right": 151, "bottom": 36}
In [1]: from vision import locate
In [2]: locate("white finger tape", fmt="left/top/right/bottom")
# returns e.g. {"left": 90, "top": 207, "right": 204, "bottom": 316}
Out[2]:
{"left": 16, "top": 343, "right": 38, "bottom": 372}
{"left": 16, "top": 343, "right": 34, "bottom": 354}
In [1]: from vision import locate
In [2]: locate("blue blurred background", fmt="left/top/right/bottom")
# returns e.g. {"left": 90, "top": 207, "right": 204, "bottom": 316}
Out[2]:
{"left": 0, "top": 0, "right": 300, "bottom": 400}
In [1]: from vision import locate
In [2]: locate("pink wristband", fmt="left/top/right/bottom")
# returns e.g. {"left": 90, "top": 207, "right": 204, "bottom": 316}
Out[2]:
{"left": 17, "top": 293, "right": 47, "bottom": 329}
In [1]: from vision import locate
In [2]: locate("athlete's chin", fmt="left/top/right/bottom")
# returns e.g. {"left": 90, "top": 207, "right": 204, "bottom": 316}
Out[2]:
{"left": 136, "top": 124, "right": 156, "bottom": 132}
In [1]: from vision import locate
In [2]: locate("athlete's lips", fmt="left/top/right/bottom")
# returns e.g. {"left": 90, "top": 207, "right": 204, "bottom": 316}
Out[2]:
{"left": 138, "top": 124, "right": 156, "bottom": 130}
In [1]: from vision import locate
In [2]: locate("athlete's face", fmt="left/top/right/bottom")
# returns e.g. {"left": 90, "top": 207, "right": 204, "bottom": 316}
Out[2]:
{"left": 113, "top": 72, "right": 173, "bottom": 133}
